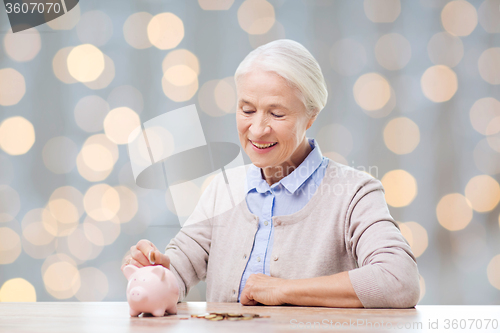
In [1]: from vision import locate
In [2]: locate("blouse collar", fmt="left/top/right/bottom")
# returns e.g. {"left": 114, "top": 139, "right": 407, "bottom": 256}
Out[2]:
{"left": 245, "top": 138, "right": 324, "bottom": 195}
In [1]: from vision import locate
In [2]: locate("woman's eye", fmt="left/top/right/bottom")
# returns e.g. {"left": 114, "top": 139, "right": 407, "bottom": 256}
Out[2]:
{"left": 242, "top": 109, "right": 254, "bottom": 114}
{"left": 271, "top": 113, "right": 284, "bottom": 118}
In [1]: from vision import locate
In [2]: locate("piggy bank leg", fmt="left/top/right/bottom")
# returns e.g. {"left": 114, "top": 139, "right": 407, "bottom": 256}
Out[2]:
{"left": 152, "top": 309, "right": 166, "bottom": 317}
{"left": 165, "top": 304, "right": 178, "bottom": 315}
{"left": 130, "top": 308, "right": 141, "bottom": 317}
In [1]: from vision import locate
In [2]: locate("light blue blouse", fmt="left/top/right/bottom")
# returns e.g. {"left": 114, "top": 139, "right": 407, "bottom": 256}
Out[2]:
{"left": 237, "top": 138, "right": 329, "bottom": 301}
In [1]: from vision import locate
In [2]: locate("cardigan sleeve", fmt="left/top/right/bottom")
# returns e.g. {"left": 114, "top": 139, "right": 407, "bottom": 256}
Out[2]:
{"left": 164, "top": 221, "right": 212, "bottom": 302}
{"left": 346, "top": 178, "right": 420, "bottom": 308}
{"left": 164, "top": 180, "right": 216, "bottom": 302}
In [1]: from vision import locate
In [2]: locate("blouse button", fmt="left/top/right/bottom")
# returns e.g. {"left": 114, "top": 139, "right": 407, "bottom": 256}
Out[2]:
{"left": 264, "top": 220, "right": 268, "bottom": 226}
{"left": 273, "top": 256, "right": 278, "bottom": 261}
{"left": 243, "top": 254, "right": 247, "bottom": 259}
{"left": 257, "top": 256, "right": 261, "bottom": 262}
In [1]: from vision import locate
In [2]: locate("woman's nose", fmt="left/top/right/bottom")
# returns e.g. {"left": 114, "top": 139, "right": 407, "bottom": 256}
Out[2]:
{"left": 249, "top": 114, "right": 270, "bottom": 137}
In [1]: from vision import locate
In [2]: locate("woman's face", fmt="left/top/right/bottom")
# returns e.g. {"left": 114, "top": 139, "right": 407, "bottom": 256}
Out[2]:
{"left": 236, "top": 69, "right": 315, "bottom": 170}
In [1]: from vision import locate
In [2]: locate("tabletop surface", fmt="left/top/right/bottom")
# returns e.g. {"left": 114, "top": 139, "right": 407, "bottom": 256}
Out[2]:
{"left": 0, "top": 302, "right": 499, "bottom": 333}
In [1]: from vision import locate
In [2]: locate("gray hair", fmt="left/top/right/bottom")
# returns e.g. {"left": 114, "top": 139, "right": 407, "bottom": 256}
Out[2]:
{"left": 234, "top": 39, "right": 328, "bottom": 118}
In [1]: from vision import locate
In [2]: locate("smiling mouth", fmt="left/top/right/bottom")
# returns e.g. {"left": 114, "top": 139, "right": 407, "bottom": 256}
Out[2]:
{"left": 250, "top": 140, "right": 278, "bottom": 149}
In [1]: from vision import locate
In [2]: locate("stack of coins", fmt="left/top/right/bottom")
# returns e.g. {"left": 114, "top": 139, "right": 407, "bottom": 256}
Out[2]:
{"left": 190, "top": 312, "right": 270, "bottom": 321}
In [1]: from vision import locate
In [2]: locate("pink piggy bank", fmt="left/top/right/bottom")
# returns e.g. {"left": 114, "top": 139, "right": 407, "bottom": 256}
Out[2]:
{"left": 122, "top": 265, "right": 179, "bottom": 317}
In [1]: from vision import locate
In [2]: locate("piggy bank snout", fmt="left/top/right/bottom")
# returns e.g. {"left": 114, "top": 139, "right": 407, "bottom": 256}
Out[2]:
{"left": 129, "top": 286, "right": 148, "bottom": 302}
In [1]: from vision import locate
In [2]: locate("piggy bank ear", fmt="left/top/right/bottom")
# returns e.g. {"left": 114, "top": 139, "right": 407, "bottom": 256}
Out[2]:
{"left": 151, "top": 266, "right": 165, "bottom": 280}
{"left": 122, "top": 265, "right": 139, "bottom": 280}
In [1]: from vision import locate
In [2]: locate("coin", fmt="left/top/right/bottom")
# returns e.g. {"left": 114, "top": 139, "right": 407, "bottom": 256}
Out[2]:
{"left": 243, "top": 313, "right": 259, "bottom": 318}
{"left": 191, "top": 311, "right": 268, "bottom": 321}
{"left": 214, "top": 312, "right": 228, "bottom": 316}
{"left": 148, "top": 249, "right": 156, "bottom": 265}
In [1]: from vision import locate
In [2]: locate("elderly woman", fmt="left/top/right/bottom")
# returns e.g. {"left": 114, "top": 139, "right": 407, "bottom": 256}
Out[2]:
{"left": 123, "top": 39, "right": 420, "bottom": 308}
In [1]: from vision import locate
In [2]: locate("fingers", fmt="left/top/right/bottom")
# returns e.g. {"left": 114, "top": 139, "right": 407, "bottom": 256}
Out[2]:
{"left": 137, "top": 239, "right": 161, "bottom": 260}
{"left": 239, "top": 291, "right": 257, "bottom": 306}
{"left": 130, "top": 241, "right": 151, "bottom": 267}
{"left": 130, "top": 246, "right": 150, "bottom": 266}
{"left": 154, "top": 251, "right": 171, "bottom": 270}
{"left": 121, "top": 256, "right": 145, "bottom": 271}
{"left": 128, "top": 239, "right": 170, "bottom": 269}
{"left": 240, "top": 277, "right": 254, "bottom": 305}
{"left": 129, "top": 257, "right": 145, "bottom": 268}
{"left": 136, "top": 239, "right": 155, "bottom": 255}
{"left": 243, "top": 299, "right": 258, "bottom": 306}
{"left": 240, "top": 275, "right": 268, "bottom": 306}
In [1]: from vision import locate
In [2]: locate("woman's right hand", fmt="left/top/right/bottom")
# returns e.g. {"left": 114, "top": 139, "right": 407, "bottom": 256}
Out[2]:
{"left": 121, "top": 239, "right": 171, "bottom": 271}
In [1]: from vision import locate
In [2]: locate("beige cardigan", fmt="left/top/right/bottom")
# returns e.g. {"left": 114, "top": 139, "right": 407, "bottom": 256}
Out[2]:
{"left": 164, "top": 160, "right": 420, "bottom": 308}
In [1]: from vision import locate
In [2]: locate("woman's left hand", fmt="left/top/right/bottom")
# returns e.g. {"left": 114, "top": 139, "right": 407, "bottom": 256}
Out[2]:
{"left": 240, "top": 273, "right": 287, "bottom": 306}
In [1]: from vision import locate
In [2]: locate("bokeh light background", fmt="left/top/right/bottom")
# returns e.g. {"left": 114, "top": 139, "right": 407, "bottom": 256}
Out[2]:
{"left": 0, "top": 0, "right": 500, "bottom": 304}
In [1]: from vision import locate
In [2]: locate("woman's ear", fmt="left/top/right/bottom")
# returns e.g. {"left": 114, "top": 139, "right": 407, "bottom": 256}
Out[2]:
{"left": 306, "top": 113, "right": 317, "bottom": 130}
